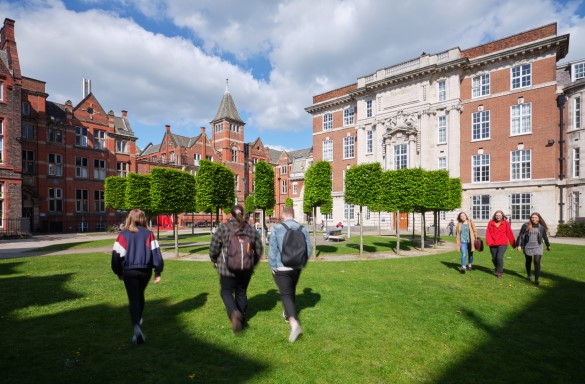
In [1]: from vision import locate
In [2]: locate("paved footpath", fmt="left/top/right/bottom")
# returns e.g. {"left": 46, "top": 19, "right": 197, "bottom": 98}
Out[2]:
{"left": 1, "top": 230, "right": 583, "bottom": 261}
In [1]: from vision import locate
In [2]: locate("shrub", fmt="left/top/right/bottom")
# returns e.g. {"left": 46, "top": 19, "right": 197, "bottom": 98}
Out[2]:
{"left": 556, "top": 220, "right": 585, "bottom": 237}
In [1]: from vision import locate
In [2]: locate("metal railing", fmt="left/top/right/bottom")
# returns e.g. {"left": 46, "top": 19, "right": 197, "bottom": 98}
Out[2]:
{"left": 0, "top": 218, "right": 32, "bottom": 237}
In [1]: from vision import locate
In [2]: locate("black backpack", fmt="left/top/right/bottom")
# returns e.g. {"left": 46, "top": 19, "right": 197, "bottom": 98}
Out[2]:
{"left": 280, "top": 222, "right": 308, "bottom": 268}
{"left": 223, "top": 222, "right": 255, "bottom": 273}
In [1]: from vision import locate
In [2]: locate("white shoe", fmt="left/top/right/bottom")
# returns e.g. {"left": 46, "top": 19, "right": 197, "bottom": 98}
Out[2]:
{"left": 288, "top": 324, "right": 302, "bottom": 342}
{"left": 132, "top": 325, "right": 146, "bottom": 344}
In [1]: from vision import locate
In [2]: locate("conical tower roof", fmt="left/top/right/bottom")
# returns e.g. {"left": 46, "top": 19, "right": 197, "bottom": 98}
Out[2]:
{"left": 211, "top": 79, "right": 245, "bottom": 124}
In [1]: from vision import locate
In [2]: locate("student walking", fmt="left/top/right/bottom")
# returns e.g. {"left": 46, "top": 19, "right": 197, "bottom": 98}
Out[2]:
{"left": 485, "top": 210, "right": 516, "bottom": 279}
{"left": 209, "top": 205, "right": 263, "bottom": 333}
{"left": 448, "top": 219, "right": 455, "bottom": 236}
{"left": 269, "top": 206, "right": 311, "bottom": 342}
{"left": 111, "top": 209, "right": 164, "bottom": 344}
{"left": 455, "top": 212, "right": 478, "bottom": 273}
{"left": 516, "top": 212, "right": 551, "bottom": 285}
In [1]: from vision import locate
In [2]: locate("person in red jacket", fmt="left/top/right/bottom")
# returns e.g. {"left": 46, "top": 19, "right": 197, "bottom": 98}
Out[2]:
{"left": 485, "top": 210, "right": 516, "bottom": 279}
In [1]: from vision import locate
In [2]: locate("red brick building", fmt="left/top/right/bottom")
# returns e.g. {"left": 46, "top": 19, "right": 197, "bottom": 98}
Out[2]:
{"left": 306, "top": 23, "right": 572, "bottom": 234}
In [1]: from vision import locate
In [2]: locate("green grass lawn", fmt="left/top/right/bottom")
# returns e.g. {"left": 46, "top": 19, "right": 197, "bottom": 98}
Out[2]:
{"left": 1, "top": 245, "right": 584, "bottom": 383}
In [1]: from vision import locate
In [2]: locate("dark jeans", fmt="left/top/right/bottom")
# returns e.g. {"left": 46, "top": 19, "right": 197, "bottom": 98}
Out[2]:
{"left": 273, "top": 269, "right": 301, "bottom": 320}
{"left": 219, "top": 272, "right": 253, "bottom": 320}
{"left": 489, "top": 245, "right": 508, "bottom": 273}
{"left": 525, "top": 254, "right": 542, "bottom": 279}
{"left": 123, "top": 268, "right": 152, "bottom": 326}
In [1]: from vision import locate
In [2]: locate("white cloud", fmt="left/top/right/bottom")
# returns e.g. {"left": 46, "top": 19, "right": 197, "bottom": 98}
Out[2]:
{"left": 0, "top": 0, "right": 583, "bottom": 150}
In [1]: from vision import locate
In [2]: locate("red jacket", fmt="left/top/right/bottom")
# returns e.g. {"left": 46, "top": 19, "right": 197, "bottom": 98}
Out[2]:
{"left": 486, "top": 220, "right": 515, "bottom": 247}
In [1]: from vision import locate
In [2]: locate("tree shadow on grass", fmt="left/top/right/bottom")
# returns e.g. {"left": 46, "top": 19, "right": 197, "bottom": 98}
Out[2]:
{"left": 0, "top": 261, "right": 26, "bottom": 276}
{"left": 440, "top": 261, "right": 525, "bottom": 279}
{"left": 434, "top": 272, "right": 585, "bottom": 383}
{"left": 1, "top": 281, "right": 267, "bottom": 384}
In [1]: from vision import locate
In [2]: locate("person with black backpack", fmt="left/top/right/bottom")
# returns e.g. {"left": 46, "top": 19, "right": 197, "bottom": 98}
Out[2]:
{"left": 209, "top": 205, "right": 263, "bottom": 333}
{"left": 268, "top": 206, "right": 311, "bottom": 342}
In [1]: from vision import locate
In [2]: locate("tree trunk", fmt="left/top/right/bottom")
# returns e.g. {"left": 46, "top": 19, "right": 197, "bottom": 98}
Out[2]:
{"left": 359, "top": 207, "right": 363, "bottom": 257}
{"left": 312, "top": 206, "right": 317, "bottom": 258}
{"left": 174, "top": 213, "right": 179, "bottom": 258}
{"left": 396, "top": 209, "right": 400, "bottom": 255}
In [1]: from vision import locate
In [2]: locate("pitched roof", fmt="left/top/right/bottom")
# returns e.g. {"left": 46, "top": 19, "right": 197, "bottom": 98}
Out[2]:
{"left": 211, "top": 90, "right": 244, "bottom": 124}
{"left": 266, "top": 147, "right": 283, "bottom": 164}
{"left": 114, "top": 116, "right": 134, "bottom": 138}
{"left": 287, "top": 147, "right": 312, "bottom": 159}
{"left": 139, "top": 143, "right": 161, "bottom": 156}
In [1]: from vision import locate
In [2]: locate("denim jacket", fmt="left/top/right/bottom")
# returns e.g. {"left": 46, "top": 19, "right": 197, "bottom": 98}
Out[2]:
{"left": 268, "top": 219, "right": 311, "bottom": 270}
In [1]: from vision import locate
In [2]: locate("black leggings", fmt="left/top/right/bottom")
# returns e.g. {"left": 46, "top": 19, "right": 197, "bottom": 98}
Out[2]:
{"left": 219, "top": 272, "right": 253, "bottom": 321}
{"left": 123, "top": 268, "right": 152, "bottom": 326}
{"left": 273, "top": 269, "right": 301, "bottom": 320}
{"left": 525, "top": 254, "right": 542, "bottom": 279}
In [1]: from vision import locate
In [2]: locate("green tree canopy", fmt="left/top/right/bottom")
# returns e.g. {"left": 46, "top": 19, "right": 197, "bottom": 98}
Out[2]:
{"left": 104, "top": 176, "right": 127, "bottom": 210}
{"left": 447, "top": 178, "right": 463, "bottom": 211}
{"left": 195, "top": 160, "right": 235, "bottom": 217}
{"left": 245, "top": 194, "right": 255, "bottom": 215}
{"left": 125, "top": 173, "right": 152, "bottom": 213}
{"left": 304, "top": 161, "right": 332, "bottom": 213}
{"left": 423, "top": 170, "right": 450, "bottom": 211}
{"left": 150, "top": 168, "right": 197, "bottom": 214}
{"left": 344, "top": 163, "right": 383, "bottom": 208}
{"left": 254, "top": 161, "right": 275, "bottom": 210}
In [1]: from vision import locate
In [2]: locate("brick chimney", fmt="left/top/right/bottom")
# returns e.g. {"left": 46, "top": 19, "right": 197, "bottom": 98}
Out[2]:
{"left": 165, "top": 124, "right": 171, "bottom": 133}
{"left": 0, "top": 18, "right": 22, "bottom": 83}
{"left": 200, "top": 127, "right": 206, "bottom": 134}
{"left": 121, "top": 110, "right": 127, "bottom": 117}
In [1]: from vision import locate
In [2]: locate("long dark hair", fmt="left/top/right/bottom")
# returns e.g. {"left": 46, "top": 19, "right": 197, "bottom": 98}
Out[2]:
{"left": 528, "top": 212, "right": 548, "bottom": 232}
{"left": 231, "top": 205, "right": 246, "bottom": 230}
{"left": 491, "top": 210, "right": 507, "bottom": 221}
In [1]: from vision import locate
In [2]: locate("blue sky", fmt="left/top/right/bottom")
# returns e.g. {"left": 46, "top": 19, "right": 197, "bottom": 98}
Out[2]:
{"left": 1, "top": 0, "right": 584, "bottom": 152}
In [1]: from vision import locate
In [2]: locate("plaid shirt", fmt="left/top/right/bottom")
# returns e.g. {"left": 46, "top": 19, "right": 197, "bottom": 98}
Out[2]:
{"left": 209, "top": 219, "right": 263, "bottom": 277}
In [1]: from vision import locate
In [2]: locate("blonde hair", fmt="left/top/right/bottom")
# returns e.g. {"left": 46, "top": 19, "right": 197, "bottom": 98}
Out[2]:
{"left": 124, "top": 209, "right": 148, "bottom": 233}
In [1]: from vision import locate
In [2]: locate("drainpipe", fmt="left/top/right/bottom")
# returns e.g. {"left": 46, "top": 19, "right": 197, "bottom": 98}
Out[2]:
{"left": 556, "top": 94, "right": 566, "bottom": 224}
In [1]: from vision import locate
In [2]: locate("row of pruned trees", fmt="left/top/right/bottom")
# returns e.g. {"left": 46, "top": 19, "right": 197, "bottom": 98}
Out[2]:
{"left": 301, "top": 161, "right": 462, "bottom": 256}
{"left": 104, "top": 160, "right": 278, "bottom": 257}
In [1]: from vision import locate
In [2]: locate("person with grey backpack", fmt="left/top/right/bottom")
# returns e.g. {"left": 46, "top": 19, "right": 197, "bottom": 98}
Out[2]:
{"left": 268, "top": 206, "right": 311, "bottom": 342}
{"left": 209, "top": 205, "right": 263, "bottom": 333}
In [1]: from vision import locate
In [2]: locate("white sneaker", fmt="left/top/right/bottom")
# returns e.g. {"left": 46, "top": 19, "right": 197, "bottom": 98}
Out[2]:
{"left": 288, "top": 324, "right": 302, "bottom": 342}
{"left": 132, "top": 325, "right": 146, "bottom": 344}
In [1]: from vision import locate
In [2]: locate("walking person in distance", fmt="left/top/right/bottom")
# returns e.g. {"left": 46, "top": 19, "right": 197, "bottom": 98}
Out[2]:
{"left": 516, "top": 212, "right": 551, "bottom": 285}
{"left": 269, "top": 206, "right": 311, "bottom": 342}
{"left": 485, "top": 210, "right": 516, "bottom": 279}
{"left": 111, "top": 209, "right": 164, "bottom": 344}
{"left": 209, "top": 205, "right": 263, "bottom": 333}
{"left": 455, "top": 212, "right": 478, "bottom": 273}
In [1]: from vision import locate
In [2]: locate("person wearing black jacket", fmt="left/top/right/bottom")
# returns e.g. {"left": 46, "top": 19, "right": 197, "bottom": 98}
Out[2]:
{"left": 209, "top": 205, "right": 263, "bottom": 333}
{"left": 516, "top": 212, "right": 550, "bottom": 285}
{"left": 112, "top": 209, "right": 164, "bottom": 344}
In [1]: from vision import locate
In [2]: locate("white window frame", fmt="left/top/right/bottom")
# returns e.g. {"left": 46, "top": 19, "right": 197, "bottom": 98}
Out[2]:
{"left": 574, "top": 148, "right": 580, "bottom": 178}
{"left": 344, "top": 203, "right": 355, "bottom": 220}
{"left": 323, "top": 113, "right": 332, "bottom": 131}
{"left": 0, "top": 81, "right": 3, "bottom": 101}
{"left": 511, "top": 102, "right": 532, "bottom": 135}
{"left": 116, "top": 140, "right": 128, "bottom": 153}
{"left": 75, "top": 126, "right": 88, "bottom": 147}
{"left": 194, "top": 153, "right": 201, "bottom": 166}
{"left": 94, "top": 159, "right": 106, "bottom": 180}
{"left": 48, "top": 187, "right": 63, "bottom": 212}
{"left": 94, "top": 190, "right": 105, "bottom": 213}
{"left": 116, "top": 162, "right": 128, "bottom": 177}
{"left": 76, "top": 189, "right": 89, "bottom": 213}
{"left": 48, "top": 153, "right": 63, "bottom": 176}
{"left": 471, "top": 195, "right": 491, "bottom": 220}
{"left": 366, "top": 100, "right": 373, "bottom": 118}
{"left": 293, "top": 182, "right": 298, "bottom": 195}
{"left": 214, "top": 123, "right": 222, "bottom": 132}
{"left": 472, "top": 154, "right": 490, "bottom": 183}
{"left": 438, "top": 156, "right": 447, "bottom": 170}
{"left": 323, "top": 140, "right": 333, "bottom": 161}
{"left": 472, "top": 74, "right": 490, "bottom": 98}
{"left": 510, "top": 149, "right": 531, "bottom": 180}
{"left": 394, "top": 143, "right": 408, "bottom": 169}
{"left": 511, "top": 63, "right": 531, "bottom": 89}
{"left": 343, "top": 107, "right": 355, "bottom": 126}
{"left": 511, "top": 193, "right": 531, "bottom": 221}
{"left": 437, "top": 80, "right": 446, "bottom": 101}
{"left": 438, "top": 115, "right": 447, "bottom": 144}
{"left": 366, "top": 130, "right": 373, "bottom": 154}
{"left": 572, "top": 62, "right": 585, "bottom": 81}
{"left": 281, "top": 179, "right": 287, "bottom": 194}
{"left": 231, "top": 149, "right": 237, "bottom": 162}
{"left": 472, "top": 110, "right": 490, "bottom": 141}
{"left": 22, "top": 150, "right": 34, "bottom": 174}
{"left": 94, "top": 130, "right": 106, "bottom": 150}
{"left": 75, "top": 157, "right": 88, "bottom": 179}
{"left": 280, "top": 165, "right": 288, "bottom": 175}
{"left": 343, "top": 136, "right": 355, "bottom": 159}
